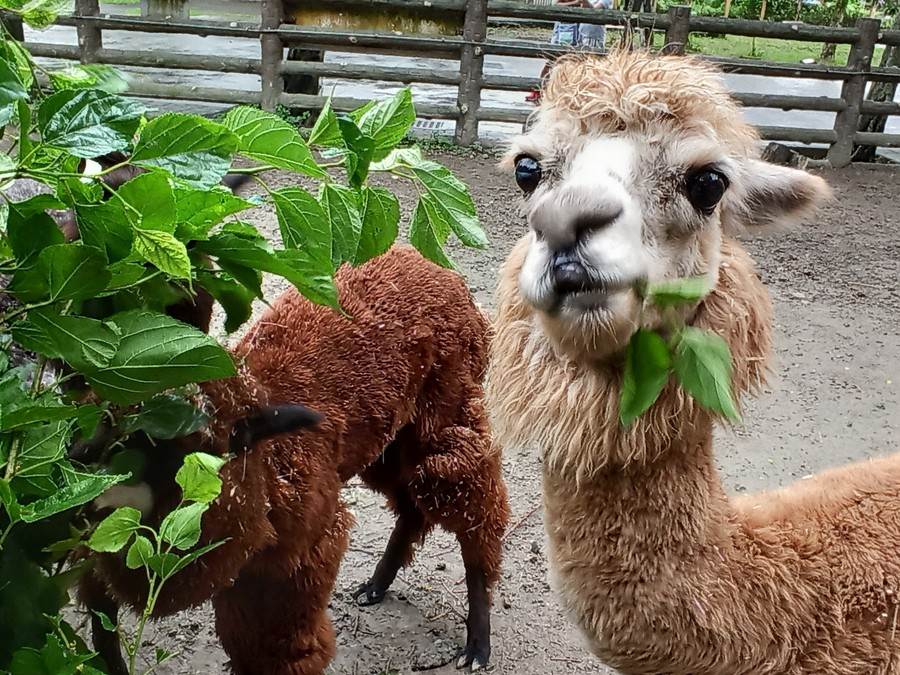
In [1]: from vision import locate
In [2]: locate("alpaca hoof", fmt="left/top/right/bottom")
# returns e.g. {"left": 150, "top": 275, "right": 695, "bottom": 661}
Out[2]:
{"left": 353, "top": 581, "right": 386, "bottom": 606}
{"left": 455, "top": 642, "right": 490, "bottom": 672}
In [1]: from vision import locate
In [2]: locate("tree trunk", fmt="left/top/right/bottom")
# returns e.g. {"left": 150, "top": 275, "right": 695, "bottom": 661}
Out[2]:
{"left": 140, "top": 0, "right": 188, "bottom": 19}
{"left": 855, "top": 14, "right": 898, "bottom": 162}
{"left": 820, "top": 0, "right": 849, "bottom": 61}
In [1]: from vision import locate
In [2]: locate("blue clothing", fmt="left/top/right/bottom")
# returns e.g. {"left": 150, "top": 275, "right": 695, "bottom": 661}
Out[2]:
{"left": 551, "top": 0, "right": 612, "bottom": 49}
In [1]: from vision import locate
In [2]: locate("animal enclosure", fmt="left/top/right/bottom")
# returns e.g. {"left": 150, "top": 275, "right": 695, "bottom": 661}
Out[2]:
{"left": 2, "top": 0, "right": 899, "bottom": 165}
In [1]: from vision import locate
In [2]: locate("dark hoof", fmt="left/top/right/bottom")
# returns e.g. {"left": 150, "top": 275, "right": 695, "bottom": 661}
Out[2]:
{"left": 455, "top": 639, "right": 490, "bottom": 672}
{"left": 353, "top": 580, "right": 386, "bottom": 606}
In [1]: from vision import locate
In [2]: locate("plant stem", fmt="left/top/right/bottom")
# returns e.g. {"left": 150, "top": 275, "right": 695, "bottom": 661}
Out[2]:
{"left": 0, "top": 521, "right": 15, "bottom": 550}
{"left": 227, "top": 164, "right": 275, "bottom": 175}
{"left": 0, "top": 297, "right": 57, "bottom": 326}
{"left": 128, "top": 577, "right": 158, "bottom": 675}
{"left": 3, "top": 437, "right": 21, "bottom": 481}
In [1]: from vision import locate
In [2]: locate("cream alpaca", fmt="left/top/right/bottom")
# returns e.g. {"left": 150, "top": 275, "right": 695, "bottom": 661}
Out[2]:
{"left": 488, "top": 50, "right": 900, "bottom": 674}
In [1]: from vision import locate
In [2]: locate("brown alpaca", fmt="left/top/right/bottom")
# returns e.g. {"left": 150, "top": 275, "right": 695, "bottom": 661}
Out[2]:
{"left": 80, "top": 245, "right": 509, "bottom": 674}
{"left": 487, "top": 50, "right": 900, "bottom": 675}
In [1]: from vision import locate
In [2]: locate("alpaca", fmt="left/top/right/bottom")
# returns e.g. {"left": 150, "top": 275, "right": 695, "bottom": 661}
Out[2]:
{"left": 80, "top": 245, "right": 509, "bottom": 675}
{"left": 486, "top": 50, "right": 900, "bottom": 675}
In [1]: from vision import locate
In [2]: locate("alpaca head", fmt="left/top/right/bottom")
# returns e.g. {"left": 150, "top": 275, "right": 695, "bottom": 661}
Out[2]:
{"left": 504, "top": 50, "right": 830, "bottom": 361}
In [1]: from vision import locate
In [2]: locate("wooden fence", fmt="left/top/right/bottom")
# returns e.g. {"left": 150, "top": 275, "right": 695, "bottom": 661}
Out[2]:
{"left": 3, "top": 0, "right": 900, "bottom": 166}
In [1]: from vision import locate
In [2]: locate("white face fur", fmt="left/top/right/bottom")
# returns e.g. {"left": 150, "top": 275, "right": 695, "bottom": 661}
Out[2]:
{"left": 508, "top": 125, "right": 830, "bottom": 362}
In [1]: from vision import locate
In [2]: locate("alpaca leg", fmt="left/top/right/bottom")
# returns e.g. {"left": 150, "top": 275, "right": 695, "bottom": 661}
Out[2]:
{"left": 354, "top": 492, "right": 429, "bottom": 606}
{"left": 213, "top": 509, "right": 350, "bottom": 675}
{"left": 78, "top": 571, "right": 128, "bottom": 675}
{"left": 410, "top": 426, "right": 509, "bottom": 672}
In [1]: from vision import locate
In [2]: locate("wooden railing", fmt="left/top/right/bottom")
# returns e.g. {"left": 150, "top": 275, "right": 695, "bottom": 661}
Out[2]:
{"left": 4, "top": 0, "right": 899, "bottom": 166}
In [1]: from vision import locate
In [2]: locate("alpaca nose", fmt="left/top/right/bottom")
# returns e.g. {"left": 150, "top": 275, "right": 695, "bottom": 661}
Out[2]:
{"left": 532, "top": 194, "right": 624, "bottom": 252}
{"left": 551, "top": 251, "right": 590, "bottom": 294}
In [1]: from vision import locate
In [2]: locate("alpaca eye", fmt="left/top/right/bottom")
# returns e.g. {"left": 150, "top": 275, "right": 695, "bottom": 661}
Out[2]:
{"left": 515, "top": 155, "right": 542, "bottom": 193}
{"left": 685, "top": 168, "right": 729, "bottom": 213}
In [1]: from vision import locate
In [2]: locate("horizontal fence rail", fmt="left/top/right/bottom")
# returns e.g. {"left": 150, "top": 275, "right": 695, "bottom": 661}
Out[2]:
{"left": 3, "top": 0, "right": 899, "bottom": 165}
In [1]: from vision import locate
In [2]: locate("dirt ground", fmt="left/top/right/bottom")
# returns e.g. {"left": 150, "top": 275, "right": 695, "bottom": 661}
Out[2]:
{"left": 112, "top": 152, "right": 899, "bottom": 675}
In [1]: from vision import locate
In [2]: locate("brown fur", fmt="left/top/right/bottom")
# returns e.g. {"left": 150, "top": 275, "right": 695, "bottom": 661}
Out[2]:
{"left": 487, "top": 51, "right": 900, "bottom": 675}
{"left": 81, "top": 246, "right": 509, "bottom": 674}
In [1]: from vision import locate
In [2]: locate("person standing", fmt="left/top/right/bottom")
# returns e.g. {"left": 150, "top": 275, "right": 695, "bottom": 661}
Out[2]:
{"left": 526, "top": 0, "right": 612, "bottom": 104}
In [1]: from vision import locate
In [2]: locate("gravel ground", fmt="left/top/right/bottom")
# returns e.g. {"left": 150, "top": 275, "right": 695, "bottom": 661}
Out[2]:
{"left": 89, "top": 152, "right": 899, "bottom": 675}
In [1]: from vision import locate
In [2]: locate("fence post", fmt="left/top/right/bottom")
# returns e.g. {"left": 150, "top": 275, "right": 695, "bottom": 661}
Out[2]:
{"left": 662, "top": 5, "right": 691, "bottom": 55}
{"left": 856, "top": 14, "right": 898, "bottom": 162}
{"left": 141, "top": 0, "right": 189, "bottom": 19}
{"left": 826, "top": 17, "right": 880, "bottom": 168}
{"left": 260, "top": 0, "right": 284, "bottom": 112}
{"left": 1, "top": 12, "right": 24, "bottom": 41}
{"left": 455, "top": 0, "right": 488, "bottom": 146}
{"left": 75, "top": 0, "right": 102, "bottom": 64}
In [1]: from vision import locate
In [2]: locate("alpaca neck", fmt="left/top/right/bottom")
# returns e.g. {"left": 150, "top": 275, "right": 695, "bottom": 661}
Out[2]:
{"left": 542, "top": 418, "right": 735, "bottom": 580}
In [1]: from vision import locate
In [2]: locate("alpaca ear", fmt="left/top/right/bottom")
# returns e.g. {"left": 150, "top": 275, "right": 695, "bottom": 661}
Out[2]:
{"left": 229, "top": 404, "right": 323, "bottom": 453}
{"left": 722, "top": 158, "right": 832, "bottom": 232}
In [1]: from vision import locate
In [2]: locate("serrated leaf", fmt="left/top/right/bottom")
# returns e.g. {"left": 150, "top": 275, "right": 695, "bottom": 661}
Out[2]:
{"left": 409, "top": 198, "right": 452, "bottom": 268}
{"left": 672, "top": 326, "right": 740, "bottom": 422}
{"left": 75, "top": 404, "right": 102, "bottom": 438}
{"left": 121, "top": 394, "right": 209, "bottom": 440}
{"left": 11, "top": 244, "right": 111, "bottom": 303}
{"left": 116, "top": 172, "right": 176, "bottom": 233}
{"left": 336, "top": 117, "right": 374, "bottom": 188}
{"left": 133, "top": 228, "right": 191, "bottom": 279}
{"left": 197, "top": 270, "right": 254, "bottom": 333}
{"left": 370, "top": 146, "right": 425, "bottom": 172}
{"left": 619, "top": 329, "right": 672, "bottom": 427}
{"left": 355, "top": 187, "right": 399, "bottom": 265}
{"left": 307, "top": 98, "right": 343, "bottom": 148}
{"left": 86, "top": 310, "right": 236, "bottom": 405}
{"left": 647, "top": 276, "right": 710, "bottom": 308}
{"left": 271, "top": 186, "right": 331, "bottom": 261}
{"left": 13, "top": 421, "right": 70, "bottom": 484}
{"left": 174, "top": 186, "right": 253, "bottom": 241}
{"left": 28, "top": 309, "right": 120, "bottom": 372}
{"left": 169, "top": 540, "right": 225, "bottom": 576}
{"left": 75, "top": 200, "right": 135, "bottom": 263}
{"left": 6, "top": 197, "right": 67, "bottom": 265}
{"left": 319, "top": 184, "right": 362, "bottom": 268}
{"left": 125, "top": 535, "right": 153, "bottom": 570}
{"left": 159, "top": 501, "right": 207, "bottom": 550}
{"left": 37, "top": 89, "right": 145, "bottom": 158}
{"left": 1, "top": 37, "right": 34, "bottom": 90}
{"left": 175, "top": 452, "right": 226, "bottom": 504}
{"left": 87, "top": 506, "right": 141, "bottom": 552}
{"left": 0, "top": 479, "right": 21, "bottom": 522}
{"left": 224, "top": 106, "right": 325, "bottom": 178}
{"left": 0, "top": 404, "right": 76, "bottom": 431}
{"left": 196, "top": 234, "right": 338, "bottom": 309}
{"left": 0, "top": 56, "right": 28, "bottom": 107}
{"left": 411, "top": 162, "right": 486, "bottom": 249}
{"left": 93, "top": 609, "right": 117, "bottom": 632}
{"left": 21, "top": 0, "right": 69, "bottom": 28}
{"left": 356, "top": 88, "right": 415, "bottom": 161}
{"left": 148, "top": 551, "right": 180, "bottom": 577}
{"left": 132, "top": 113, "right": 238, "bottom": 189}
{"left": 49, "top": 63, "right": 129, "bottom": 94}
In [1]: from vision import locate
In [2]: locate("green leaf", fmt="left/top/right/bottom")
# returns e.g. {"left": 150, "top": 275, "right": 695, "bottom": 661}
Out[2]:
{"left": 355, "top": 187, "right": 399, "bottom": 265}
{"left": 12, "top": 421, "right": 70, "bottom": 485}
{"left": 21, "top": 0, "right": 70, "bottom": 28}
{"left": 37, "top": 89, "right": 145, "bottom": 158}
{"left": 411, "top": 162, "right": 486, "bottom": 249}
{"left": 336, "top": 117, "right": 375, "bottom": 188}
{"left": 0, "top": 404, "right": 76, "bottom": 431}
{"left": 133, "top": 228, "right": 191, "bottom": 279}
{"left": 75, "top": 404, "right": 102, "bottom": 438}
{"left": 6, "top": 199, "right": 66, "bottom": 265}
{"left": 356, "top": 88, "right": 416, "bottom": 161}
{"left": 672, "top": 326, "right": 740, "bottom": 422}
{"left": 370, "top": 146, "right": 425, "bottom": 172}
{"left": 223, "top": 106, "right": 325, "bottom": 178}
{"left": 159, "top": 501, "right": 207, "bottom": 550}
{"left": 0, "top": 478, "right": 21, "bottom": 522}
{"left": 105, "top": 261, "right": 148, "bottom": 290}
{"left": 1, "top": 37, "right": 34, "bottom": 90}
{"left": 74, "top": 200, "right": 135, "bottom": 263}
{"left": 319, "top": 184, "right": 362, "bottom": 268}
{"left": 169, "top": 540, "right": 225, "bottom": 576}
{"left": 409, "top": 197, "right": 452, "bottom": 268}
{"left": 307, "top": 98, "right": 343, "bottom": 148}
{"left": 93, "top": 610, "right": 117, "bottom": 632}
{"left": 271, "top": 186, "right": 331, "bottom": 261}
{"left": 28, "top": 309, "right": 121, "bottom": 371}
{"left": 148, "top": 551, "right": 181, "bottom": 577}
{"left": 619, "top": 329, "right": 672, "bottom": 427}
{"left": 132, "top": 113, "right": 239, "bottom": 189}
{"left": 175, "top": 452, "right": 227, "bottom": 504}
{"left": 647, "top": 276, "right": 710, "bottom": 308}
{"left": 0, "top": 56, "right": 28, "bottom": 107}
{"left": 116, "top": 171, "right": 176, "bottom": 232}
{"left": 48, "top": 64, "right": 129, "bottom": 93}
{"left": 86, "top": 310, "right": 236, "bottom": 405}
{"left": 125, "top": 535, "right": 153, "bottom": 570}
{"left": 121, "top": 394, "right": 209, "bottom": 440}
{"left": 197, "top": 233, "right": 338, "bottom": 308}
{"left": 108, "top": 448, "right": 146, "bottom": 485}
{"left": 197, "top": 270, "right": 254, "bottom": 333}
{"left": 87, "top": 506, "right": 141, "bottom": 552}
{"left": 11, "top": 244, "right": 111, "bottom": 303}
{"left": 173, "top": 186, "right": 253, "bottom": 241}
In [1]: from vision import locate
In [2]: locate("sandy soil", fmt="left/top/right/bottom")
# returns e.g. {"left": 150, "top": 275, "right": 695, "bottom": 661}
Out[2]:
{"left": 96, "top": 153, "right": 899, "bottom": 675}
